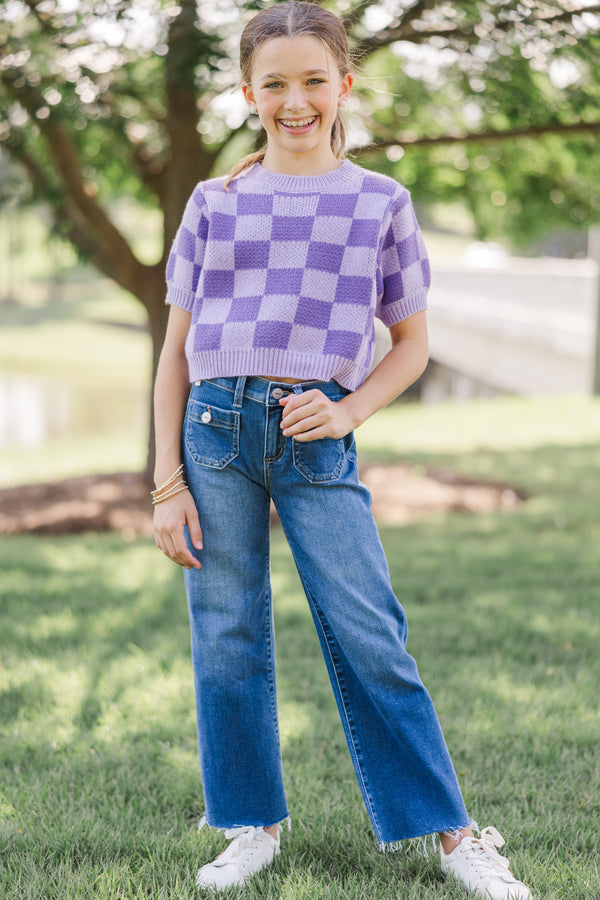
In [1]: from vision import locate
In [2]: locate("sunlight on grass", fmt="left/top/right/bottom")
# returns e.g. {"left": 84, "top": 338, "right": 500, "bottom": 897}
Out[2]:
{"left": 357, "top": 394, "right": 600, "bottom": 459}
{"left": 278, "top": 700, "right": 313, "bottom": 748}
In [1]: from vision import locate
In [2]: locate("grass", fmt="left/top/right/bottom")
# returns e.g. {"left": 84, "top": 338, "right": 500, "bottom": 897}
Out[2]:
{"left": 1, "top": 396, "right": 600, "bottom": 898}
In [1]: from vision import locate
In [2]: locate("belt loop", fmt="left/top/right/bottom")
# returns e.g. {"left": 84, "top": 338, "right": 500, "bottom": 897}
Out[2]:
{"left": 292, "top": 384, "right": 303, "bottom": 395}
{"left": 233, "top": 376, "right": 247, "bottom": 408}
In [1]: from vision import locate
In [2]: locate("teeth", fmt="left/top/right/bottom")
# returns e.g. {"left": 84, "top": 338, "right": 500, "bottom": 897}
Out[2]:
{"left": 280, "top": 116, "right": 317, "bottom": 128}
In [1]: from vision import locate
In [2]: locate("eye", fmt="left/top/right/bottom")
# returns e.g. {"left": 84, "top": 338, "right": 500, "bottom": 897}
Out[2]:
{"left": 307, "top": 78, "right": 325, "bottom": 86}
{"left": 263, "top": 81, "right": 283, "bottom": 90}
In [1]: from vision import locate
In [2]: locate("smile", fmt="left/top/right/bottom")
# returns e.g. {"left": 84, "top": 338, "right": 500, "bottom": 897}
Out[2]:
{"left": 278, "top": 116, "right": 318, "bottom": 128}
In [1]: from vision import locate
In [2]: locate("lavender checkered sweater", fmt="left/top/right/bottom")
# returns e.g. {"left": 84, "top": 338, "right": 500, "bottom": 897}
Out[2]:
{"left": 166, "top": 160, "right": 430, "bottom": 391}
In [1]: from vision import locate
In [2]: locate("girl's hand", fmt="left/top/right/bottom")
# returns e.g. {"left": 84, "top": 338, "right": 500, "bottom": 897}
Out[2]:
{"left": 279, "top": 390, "right": 356, "bottom": 441}
{"left": 153, "top": 489, "right": 203, "bottom": 570}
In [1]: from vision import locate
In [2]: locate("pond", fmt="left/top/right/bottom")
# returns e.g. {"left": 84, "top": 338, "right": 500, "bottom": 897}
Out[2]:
{"left": 0, "top": 373, "right": 148, "bottom": 449}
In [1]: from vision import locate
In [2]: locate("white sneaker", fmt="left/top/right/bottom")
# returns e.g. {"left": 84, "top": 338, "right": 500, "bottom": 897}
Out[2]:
{"left": 440, "top": 826, "right": 531, "bottom": 899}
{"left": 196, "top": 826, "right": 280, "bottom": 891}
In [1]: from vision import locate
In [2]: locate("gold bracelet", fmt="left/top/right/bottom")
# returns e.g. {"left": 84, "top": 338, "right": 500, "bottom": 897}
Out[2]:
{"left": 152, "top": 483, "right": 188, "bottom": 505}
{"left": 152, "top": 479, "right": 186, "bottom": 501}
{"left": 152, "top": 464, "right": 184, "bottom": 497}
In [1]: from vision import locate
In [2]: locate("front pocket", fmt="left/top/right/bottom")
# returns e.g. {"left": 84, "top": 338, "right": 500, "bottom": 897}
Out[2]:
{"left": 184, "top": 399, "right": 240, "bottom": 469}
{"left": 292, "top": 435, "right": 347, "bottom": 484}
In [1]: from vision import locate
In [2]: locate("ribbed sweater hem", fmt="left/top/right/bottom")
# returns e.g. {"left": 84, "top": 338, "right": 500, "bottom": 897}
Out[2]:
{"left": 186, "top": 351, "right": 368, "bottom": 392}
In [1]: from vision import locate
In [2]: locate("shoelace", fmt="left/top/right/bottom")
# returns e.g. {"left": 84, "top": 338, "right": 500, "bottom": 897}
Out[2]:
{"left": 459, "top": 826, "right": 516, "bottom": 880}
{"left": 211, "top": 826, "right": 270, "bottom": 870}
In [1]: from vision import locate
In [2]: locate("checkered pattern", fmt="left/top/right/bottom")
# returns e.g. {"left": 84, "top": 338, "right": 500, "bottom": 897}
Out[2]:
{"left": 166, "top": 160, "right": 429, "bottom": 391}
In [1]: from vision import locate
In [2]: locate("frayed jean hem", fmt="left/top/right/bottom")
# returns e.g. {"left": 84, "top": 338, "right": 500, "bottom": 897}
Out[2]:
{"left": 378, "top": 818, "right": 479, "bottom": 856}
{"left": 198, "top": 813, "right": 292, "bottom": 834}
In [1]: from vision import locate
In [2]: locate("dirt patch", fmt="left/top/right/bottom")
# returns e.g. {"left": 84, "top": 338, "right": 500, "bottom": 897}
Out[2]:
{"left": 0, "top": 467, "right": 524, "bottom": 537}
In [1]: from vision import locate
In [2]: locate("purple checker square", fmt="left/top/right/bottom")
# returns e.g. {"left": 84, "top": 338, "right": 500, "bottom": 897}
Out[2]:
{"left": 316, "top": 192, "right": 358, "bottom": 218}
{"left": 382, "top": 226, "right": 396, "bottom": 252}
{"left": 237, "top": 193, "right": 273, "bottom": 216}
{"left": 265, "top": 268, "right": 304, "bottom": 295}
{"left": 226, "top": 296, "right": 264, "bottom": 322}
{"left": 323, "top": 329, "right": 363, "bottom": 361}
{"left": 397, "top": 232, "right": 421, "bottom": 268}
{"left": 347, "top": 218, "right": 379, "bottom": 247}
{"left": 421, "top": 257, "right": 431, "bottom": 283}
{"left": 334, "top": 275, "right": 372, "bottom": 304}
{"left": 166, "top": 253, "right": 176, "bottom": 280}
{"left": 194, "top": 323, "right": 224, "bottom": 351}
{"left": 203, "top": 269, "right": 235, "bottom": 298}
{"left": 191, "top": 262, "right": 202, "bottom": 293}
{"left": 210, "top": 212, "right": 237, "bottom": 241}
{"left": 294, "top": 296, "right": 332, "bottom": 329}
{"left": 382, "top": 270, "right": 405, "bottom": 304}
{"left": 177, "top": 226, "right": 198, "bottom": 262}
{"left": 253, "top": 320, "right": 293, "bottom": 350}
{"left": 235, "top": 240, "right": 271, "bottom": 270}
{"left": 271, "top": 215, "right": 313, "bottom": 242}
{"left": 305, "top": 241, "right": 345, "bottom": 274}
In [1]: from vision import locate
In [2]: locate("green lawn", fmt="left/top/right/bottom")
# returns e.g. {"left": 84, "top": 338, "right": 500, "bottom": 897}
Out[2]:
{"left": 1, "top": 395, "right": 599, "bottom": 898}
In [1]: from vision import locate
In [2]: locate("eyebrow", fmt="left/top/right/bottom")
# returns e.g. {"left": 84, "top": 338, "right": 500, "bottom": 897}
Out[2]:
{"left": 259, "top": 68, "right": 329, "bottom": 80}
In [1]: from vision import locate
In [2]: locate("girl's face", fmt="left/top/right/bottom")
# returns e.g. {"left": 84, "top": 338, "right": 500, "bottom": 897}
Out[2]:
{"left": 242, "top": 34, "right": 352, "bottom": 175}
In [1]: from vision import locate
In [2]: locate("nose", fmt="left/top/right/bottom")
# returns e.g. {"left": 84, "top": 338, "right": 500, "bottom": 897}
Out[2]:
{"left": 284, "top": 83, "right": 308, "bottom": 112}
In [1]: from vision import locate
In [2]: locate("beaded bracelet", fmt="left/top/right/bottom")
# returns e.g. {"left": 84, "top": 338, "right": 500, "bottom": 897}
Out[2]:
{"left": 152, "top": 482, "right": 188, "bottom": 505}
{"left": 152, "top": 464, "right": 184, "bottom": 497}
{"left": 151, "top": 465, "right": 188, "bottom": 505}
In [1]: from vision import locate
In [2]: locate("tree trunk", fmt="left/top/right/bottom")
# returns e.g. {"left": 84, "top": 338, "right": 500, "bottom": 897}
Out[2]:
{"left": 139, "top": 266, "right": 171, "bottom": 485}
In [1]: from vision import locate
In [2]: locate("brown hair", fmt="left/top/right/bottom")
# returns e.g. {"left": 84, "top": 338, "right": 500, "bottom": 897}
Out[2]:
{"left": 225, "top": 1, "right": 352, "bottom": 187}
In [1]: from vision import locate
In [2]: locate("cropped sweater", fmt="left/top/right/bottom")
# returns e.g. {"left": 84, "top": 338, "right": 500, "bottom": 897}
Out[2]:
{"left": 165, "top": 160, "right": 430, "bottom": 392}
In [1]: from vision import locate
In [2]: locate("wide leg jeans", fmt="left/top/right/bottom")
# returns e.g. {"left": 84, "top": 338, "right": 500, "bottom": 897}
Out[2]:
{"left": 182, "top": 376, "right": 469, "bottom": 847}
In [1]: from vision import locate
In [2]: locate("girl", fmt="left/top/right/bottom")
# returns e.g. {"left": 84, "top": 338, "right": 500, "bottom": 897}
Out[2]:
{"left": 153, "top": 3, "right": 530, "bottom": 897}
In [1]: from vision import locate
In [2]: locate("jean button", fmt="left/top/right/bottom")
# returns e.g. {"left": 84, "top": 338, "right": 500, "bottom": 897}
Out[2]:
{"left": 272, "top": 388, "right": 285, "bottom": 400}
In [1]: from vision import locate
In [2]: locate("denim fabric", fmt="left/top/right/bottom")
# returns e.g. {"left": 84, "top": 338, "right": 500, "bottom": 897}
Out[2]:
{"left": 182, "top": 375, "right": 469, "bottom": 846}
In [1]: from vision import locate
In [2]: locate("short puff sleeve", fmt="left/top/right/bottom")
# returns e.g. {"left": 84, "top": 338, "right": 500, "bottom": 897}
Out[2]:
{"left": 165, "top": 185, "right": 209, "bottom": 312}
{"left": 376, "top": 190, "right": 430, "bottom": 327}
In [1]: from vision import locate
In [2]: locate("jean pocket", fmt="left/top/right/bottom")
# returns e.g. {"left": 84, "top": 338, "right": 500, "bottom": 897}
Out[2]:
{"left": 184, "top": 399, "right": 240, "bottom": 469}
{"left": 292, "top": 434, "right": 352, "bottom": 484}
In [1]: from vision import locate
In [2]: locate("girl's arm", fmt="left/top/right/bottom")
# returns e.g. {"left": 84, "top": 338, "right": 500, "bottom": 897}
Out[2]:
{"left": 280, "top": 310, "right": 428, "bottom": 440}
{"left": 153, "top": 305, "right": 203, "bottom": 569}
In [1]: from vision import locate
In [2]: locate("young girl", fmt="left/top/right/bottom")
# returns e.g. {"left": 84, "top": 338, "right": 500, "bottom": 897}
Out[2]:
{"left": 153, "top": 3, "right": 530, "bottom": 897}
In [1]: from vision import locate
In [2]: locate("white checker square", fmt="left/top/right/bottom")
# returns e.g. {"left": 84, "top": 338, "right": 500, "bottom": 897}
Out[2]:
{"left": 301, "top": 268, "right": 339, "bottom": 299}
{"left": 196, "top": 298, "right": 234, "bottom": 324}
{"left": 234, "top": 214, "right": 273, "bottom": 241}
{"left": 257, "top": 295, "right": 299, "bottom": 323}
{"left": 207, "top": 240, "right": 236, "bottom": 270}
{"left": 234, "top": 269, "right": 268, "bottom": 296}
{"left": 329, "top": 302, "right": 370, "bottom": 334}
{"left": 287, "top": 323, "right": 328, "bottom": 354}
{"left": 341, "top": 245, "right": 375, "bottom": 275}
{"left": 221, "top": 320, "right": 256, "bottom": 349}
{"left": 269, "top": 241, "right": 310, "bottom": 269}
{"left": 310, "top": 216, "right": 353, "bottom": 245}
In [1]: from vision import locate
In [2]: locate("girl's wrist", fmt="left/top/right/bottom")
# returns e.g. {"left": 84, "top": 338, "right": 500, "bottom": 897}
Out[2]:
{"left": 154, "top": 460, "right": 183, "bottom": 490}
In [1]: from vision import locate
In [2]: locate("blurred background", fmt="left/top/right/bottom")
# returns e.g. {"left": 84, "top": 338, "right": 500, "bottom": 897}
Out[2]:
{"left": 1, "top": 0, "right": 599, "bottom": 493}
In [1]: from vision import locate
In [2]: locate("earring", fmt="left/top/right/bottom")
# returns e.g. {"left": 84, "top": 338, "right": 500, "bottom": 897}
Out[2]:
{"left": 249, "top": 105, "right": 258, "bottom": 115}
{"left": 338, "top": 99, "right": 346, "bottom": 108}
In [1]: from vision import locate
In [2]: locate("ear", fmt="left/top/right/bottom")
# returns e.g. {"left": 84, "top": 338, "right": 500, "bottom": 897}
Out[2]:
{"left": 338, "top": 72, "right": 353, "bottom": 106}
{"left": 241, "top": 83, "right": 257, "bottom": 114}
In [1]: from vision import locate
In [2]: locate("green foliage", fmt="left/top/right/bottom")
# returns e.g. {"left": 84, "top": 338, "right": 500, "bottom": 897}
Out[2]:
{"left": 1, "top": 1, "right": 599, "bottom": 252}
{"left": 357, "top": 6, "right": 600, "bottom": 247}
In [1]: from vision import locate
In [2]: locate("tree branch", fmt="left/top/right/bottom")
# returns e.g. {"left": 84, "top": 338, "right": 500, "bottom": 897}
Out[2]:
{"left": 357, "top": 1, "right": 600, "bottom": 53}
{"left": 356, "top": 118, "right": 600, "bottom": 154}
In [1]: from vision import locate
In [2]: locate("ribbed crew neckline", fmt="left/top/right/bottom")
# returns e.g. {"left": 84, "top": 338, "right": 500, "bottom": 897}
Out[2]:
{"left": 245, "top": 159, "right": 357, "bottom": 192}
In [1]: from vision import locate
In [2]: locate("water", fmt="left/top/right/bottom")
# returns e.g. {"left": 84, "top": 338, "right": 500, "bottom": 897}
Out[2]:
{"left": 0, "top": 373, "right": 148, "bottom": 449}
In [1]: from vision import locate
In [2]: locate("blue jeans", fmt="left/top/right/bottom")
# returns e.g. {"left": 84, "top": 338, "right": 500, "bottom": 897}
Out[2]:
{"left": 182, "top": 376, "right": 469, "bottom": 847}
